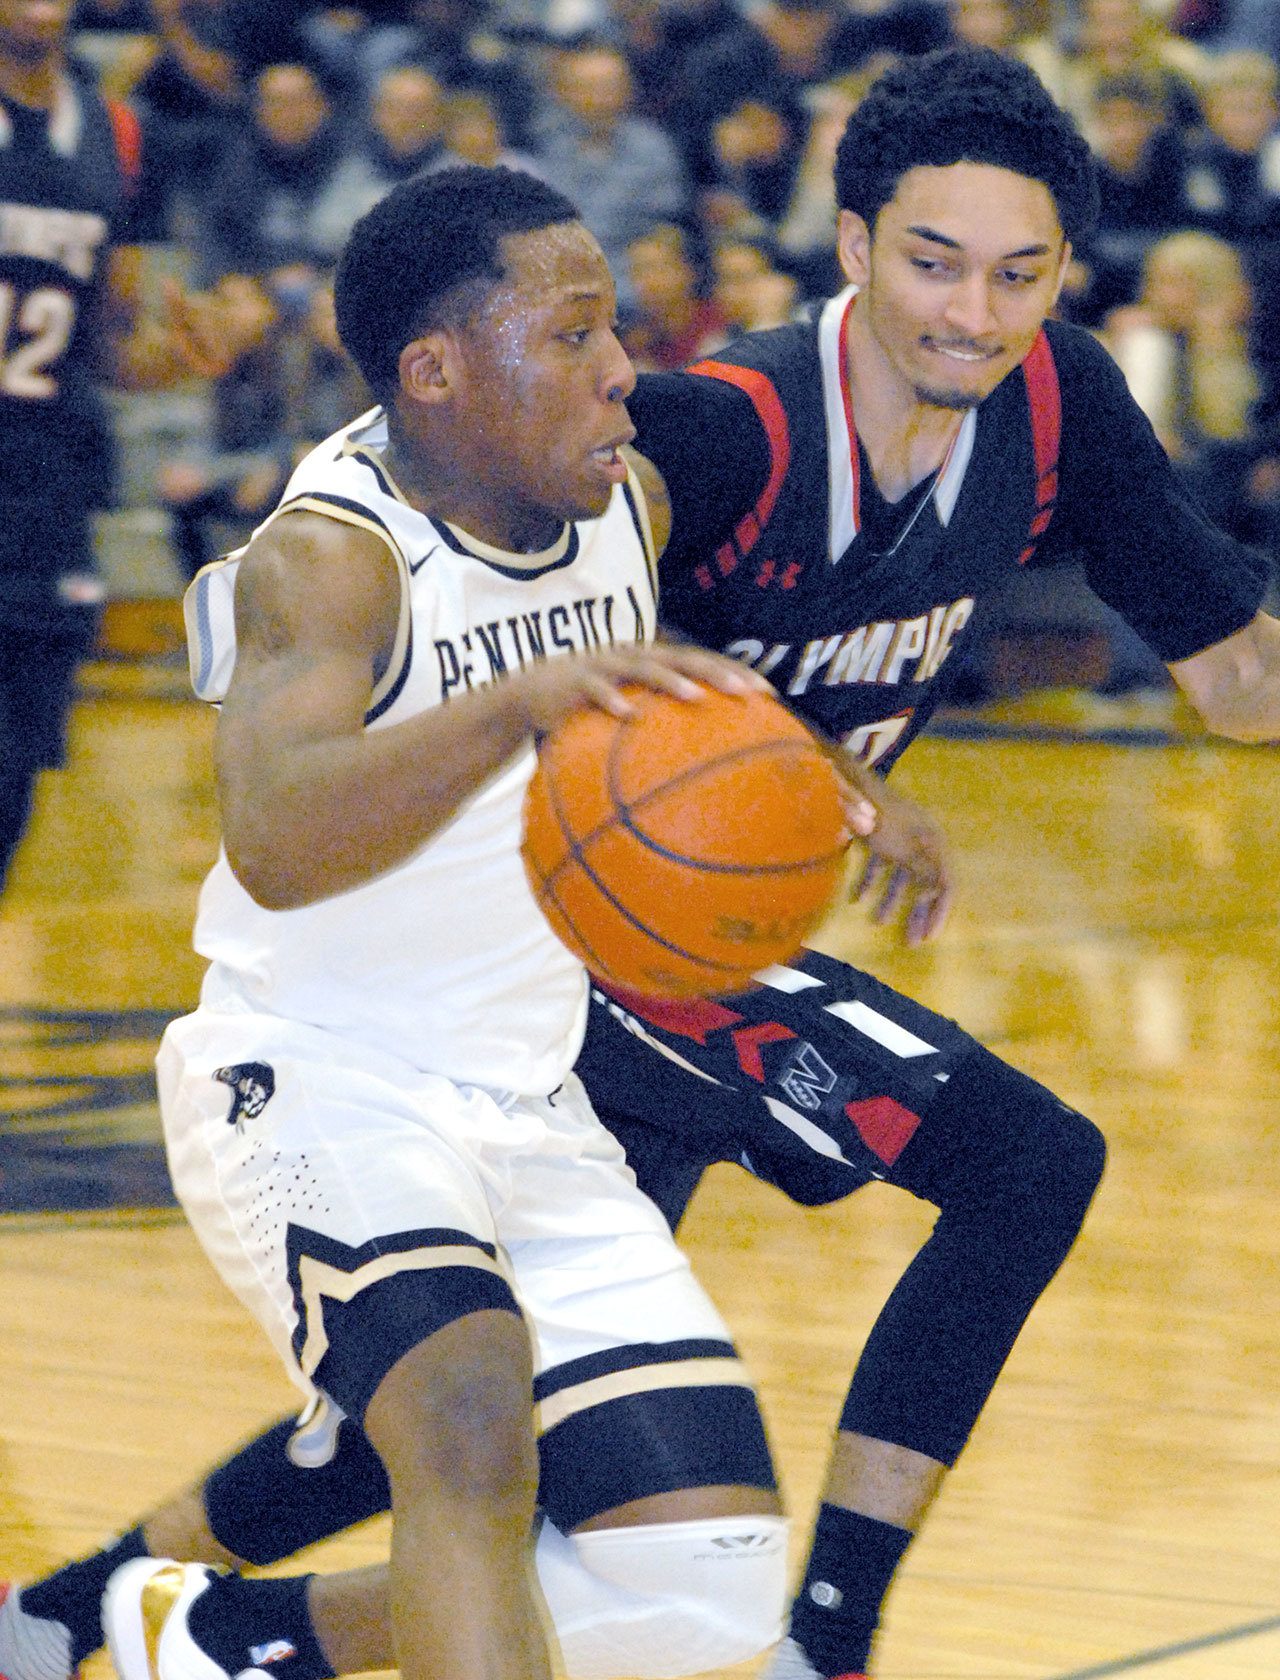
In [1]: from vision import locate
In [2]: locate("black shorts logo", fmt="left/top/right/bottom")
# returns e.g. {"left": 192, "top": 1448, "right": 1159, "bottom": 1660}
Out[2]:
{"left": 214, "top": 1061, "right": 276, "bottom": 1130}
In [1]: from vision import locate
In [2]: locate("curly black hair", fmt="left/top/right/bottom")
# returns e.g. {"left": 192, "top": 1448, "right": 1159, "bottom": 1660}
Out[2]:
{"left": 334, "top": 165, "right": 581, "bottom": 402}
{"left": 834, "top": 47, "right": 1099, "bottom": 245}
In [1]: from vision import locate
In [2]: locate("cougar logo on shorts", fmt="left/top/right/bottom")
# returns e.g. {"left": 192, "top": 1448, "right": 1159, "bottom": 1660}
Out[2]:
{"left": 214, "top": 1061, "right": 276, "bottom": 1129}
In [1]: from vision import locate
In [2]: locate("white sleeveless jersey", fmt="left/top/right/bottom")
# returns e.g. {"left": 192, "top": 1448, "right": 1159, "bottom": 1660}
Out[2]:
{"left": 184, "top": 408, "right": 659, "bottom": 1096}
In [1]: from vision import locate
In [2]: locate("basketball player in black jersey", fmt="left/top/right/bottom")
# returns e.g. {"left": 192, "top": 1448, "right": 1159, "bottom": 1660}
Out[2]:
{"left": 0, "top": 0, "right": 261, "bottom": 896}
{"left": 7, "top": 45, "right": 1280, "bottom": 1680}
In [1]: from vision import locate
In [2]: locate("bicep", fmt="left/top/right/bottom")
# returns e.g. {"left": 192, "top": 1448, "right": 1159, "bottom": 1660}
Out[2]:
{"left": 216, "top": 514, "right": 400, "bottom": 795}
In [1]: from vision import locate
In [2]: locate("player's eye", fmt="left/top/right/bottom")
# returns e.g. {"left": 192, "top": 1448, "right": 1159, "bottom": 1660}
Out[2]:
{"left": 909, "top": 256, "right": 952, "bottom": 276}
{"left": 999, "top": 270, "right": 1039, "bottom": 287}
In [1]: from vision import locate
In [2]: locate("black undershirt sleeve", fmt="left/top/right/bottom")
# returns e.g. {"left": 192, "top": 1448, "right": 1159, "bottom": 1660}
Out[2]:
{"left": 1042, "top": 323, "right": 1269, "bottom": 662}
{"left": 629, "top": 371, "right": 773, "bottom": 580}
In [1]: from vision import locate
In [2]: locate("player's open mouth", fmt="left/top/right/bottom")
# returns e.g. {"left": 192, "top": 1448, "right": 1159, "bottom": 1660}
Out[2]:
{"left": 590, "top": 442, "right": 631, "bottom": 483}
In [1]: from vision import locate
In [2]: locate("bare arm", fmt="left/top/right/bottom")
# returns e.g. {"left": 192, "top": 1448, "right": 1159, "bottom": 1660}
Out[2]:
{"left": 149, "top": 0, "right": 240, "bottom": 103}
{"left": 217, "top": 511, "right": 770, "bottom": 911}
{"left": 1168, "top": 610, "right": 1280, "bottom": 742}
{"left": 104, "top": 250, "right": 271, "bottom": 388}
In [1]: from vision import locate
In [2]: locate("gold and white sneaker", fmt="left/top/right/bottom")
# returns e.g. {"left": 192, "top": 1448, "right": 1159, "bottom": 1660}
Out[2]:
{"left": 102, "top": 1562, "right": 268, "bottom": 1680}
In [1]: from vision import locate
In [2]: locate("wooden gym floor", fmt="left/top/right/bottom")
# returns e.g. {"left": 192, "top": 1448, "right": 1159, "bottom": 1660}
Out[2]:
{"left": 2, "top": 665, "right": 1279, "bottom": 1680}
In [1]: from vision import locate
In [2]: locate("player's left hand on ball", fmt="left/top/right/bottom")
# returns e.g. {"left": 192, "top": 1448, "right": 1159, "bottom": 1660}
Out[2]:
{"left": 849, "top": 778, "right": 953, "bottom": 946}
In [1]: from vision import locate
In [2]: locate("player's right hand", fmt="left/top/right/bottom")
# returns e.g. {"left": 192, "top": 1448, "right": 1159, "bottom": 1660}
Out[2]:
{"left": 851, "top": 776, "right": 954, "bottom": 946}
{"left": 512, "top": 644, "right": 773, "bottom": 733}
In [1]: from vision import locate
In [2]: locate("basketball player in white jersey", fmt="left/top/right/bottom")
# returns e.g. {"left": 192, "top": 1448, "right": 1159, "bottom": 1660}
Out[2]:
{"left": 99, "top": 166, "right": 815, "bottom": 1680}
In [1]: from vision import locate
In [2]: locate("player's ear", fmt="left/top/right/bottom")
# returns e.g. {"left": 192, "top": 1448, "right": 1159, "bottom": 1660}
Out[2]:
{"left": 837, "top": 210, "right": 872, "bottom": 288}
{"left": 399, "top": 333, "right": 452, "bottom": 406}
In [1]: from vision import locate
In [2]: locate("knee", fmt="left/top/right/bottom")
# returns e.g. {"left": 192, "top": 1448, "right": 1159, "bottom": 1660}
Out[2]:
{"left": 366, "top": 1318, "right": 536, "bottom": 1509}
{"left": 541, "top": 1514, "right": 788, "bottom": 1679}
{"left": 927, "top": 1053, "right": 1107, "bottom": 1263}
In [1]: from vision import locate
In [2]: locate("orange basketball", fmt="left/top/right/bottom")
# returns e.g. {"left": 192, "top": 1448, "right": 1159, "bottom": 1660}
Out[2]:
{"left": 521, "top": 685, "right": 849, "bottom": 999}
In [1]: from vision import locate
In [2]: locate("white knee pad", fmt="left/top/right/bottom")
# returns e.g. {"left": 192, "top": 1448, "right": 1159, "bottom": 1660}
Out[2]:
{"left": 535, "top": 1512, "right": 789, "bottom": 1680}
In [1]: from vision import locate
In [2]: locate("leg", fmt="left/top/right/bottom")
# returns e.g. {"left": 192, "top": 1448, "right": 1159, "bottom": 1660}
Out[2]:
{"left": 585, "top": 956, "right": 1105, "bottom": 1677}
{"left": 0, "top": 597, "right": 97, "bottom": 897}
{"left": 361, "top": 1313, "right": 548, "bottom": 1680}
{"left": 105, "top": 1067, "right": 788, "bottom": 1680}
{"left": 140, "top": 1012, "right": 559, "bottom": 1680}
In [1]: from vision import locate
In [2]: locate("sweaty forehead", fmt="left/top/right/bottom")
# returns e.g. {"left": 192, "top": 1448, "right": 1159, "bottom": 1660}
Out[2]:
{"left": 496, "top": 222, "right": 614, "bottom": 310}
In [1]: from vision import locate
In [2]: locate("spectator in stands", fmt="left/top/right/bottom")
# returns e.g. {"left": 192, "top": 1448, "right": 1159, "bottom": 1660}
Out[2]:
{"left": 297, "top": 0, "right": 534, "bottom": 143}
{"left": 310, "top": 62, "right": 454, "bottom": 254}
{"left": 1104, "top": 230, "right": 1274, "bottom": 545}
{"left": 532, "top": 38, "right": 688, "bottom": 317}
{"left": 104, "top": 0, "right": 241, "bottom": 233}
{"left": 196, "top": 60, "right": 349, "bottom": 279}
{"left": 947, "top": 0, "right": 1037, "bottom": 53}
{"left": 444, "top": 84, "right": 542, "bottom": 172}
{"left": 1022, "top": 0, "right": 1208, "bottom": 146}
{"left": 155, "top": 272, "right": 364, "bottom": 578}
{"left": 644, "top": 0, "right": 944, "bottom": 190}
{"left": 774, "top": 72, "right": 867, "bottom": 302}
{"left": 1179, "top": 50, "right": 1280, "bottom": 247}
{"left": 705, "top": 86, "right": 807, "bottom": 238}
{"left": 1074, "top": 73, "right": 1189, "bottom": 316}
{"left": 710, "top": 233, "right": 799, "bottom": 332}
{"left": 604, "top": 0, "right": 752, "bottom": 142}
{"left": 621, "top": 224, "right": 728, "bottom": 371}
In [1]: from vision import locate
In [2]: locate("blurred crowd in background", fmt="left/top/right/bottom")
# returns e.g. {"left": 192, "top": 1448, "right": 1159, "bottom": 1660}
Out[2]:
{"left": 69, "top": 0, "right": 1280, "bottom": 623}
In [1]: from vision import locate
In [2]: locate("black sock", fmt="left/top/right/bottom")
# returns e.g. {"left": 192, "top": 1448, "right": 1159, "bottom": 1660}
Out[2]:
{"left": 788, "top": 1505, "right": 913, "bottom": 1678}
{"left": 188, "top": 1574, "right": 335, "bottom": 1680}
{"left": 22, "top": 1527, "right": 150, "bottom": 1664}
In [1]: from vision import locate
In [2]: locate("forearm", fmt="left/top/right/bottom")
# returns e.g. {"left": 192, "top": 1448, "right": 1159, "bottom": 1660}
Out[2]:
{"left": 220, "top": 681, "right": 533, "bottom": 910}
{"left": 1169, "top": 611, "right": 1280, "bottom": 743}
{"left": 110, "top": 315, "right": 217, "bottom": 389}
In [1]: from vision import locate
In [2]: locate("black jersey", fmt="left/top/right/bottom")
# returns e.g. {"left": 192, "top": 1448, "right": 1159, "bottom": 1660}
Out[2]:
{"left": 631, "top": 292, "right": 1269, "bottom": 769}
{"left": 0, "top": 73, "right": 135, "bottom": 512}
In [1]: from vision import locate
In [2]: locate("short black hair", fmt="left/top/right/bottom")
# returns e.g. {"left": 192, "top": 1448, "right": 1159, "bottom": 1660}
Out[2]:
{"left": 334, "top": 165, "right": 581, "bottom": 401}
{"left": 834, "top": 47, "right": 1099, "bottom": 245}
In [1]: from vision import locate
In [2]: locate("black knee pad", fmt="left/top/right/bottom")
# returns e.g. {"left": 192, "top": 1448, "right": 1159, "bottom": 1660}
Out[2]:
{"left": 897, "top": 1045, "right": 1107, "bottom": 1273}
{"left": 203, "top": 1416, "right": 390, "bottom": 1565}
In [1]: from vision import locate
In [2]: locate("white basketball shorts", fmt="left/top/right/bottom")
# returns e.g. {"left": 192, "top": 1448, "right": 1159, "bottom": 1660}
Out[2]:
{"left": 157, "top": 1005, "right": 776, "bottom": 1525}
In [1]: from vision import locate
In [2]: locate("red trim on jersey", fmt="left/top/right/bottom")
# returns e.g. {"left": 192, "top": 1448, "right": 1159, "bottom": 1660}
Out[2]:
{"left": 1018, "top": 329, "right": 1061, "bottom": 564}
{"left": 688, "top": 359, "right": 791, "bottom": 569}
{"left": 106, "top": 98, "right": 143, "bottom": 188}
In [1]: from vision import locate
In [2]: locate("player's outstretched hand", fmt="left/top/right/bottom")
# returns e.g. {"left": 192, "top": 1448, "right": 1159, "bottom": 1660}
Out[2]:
{"left": 842, "top": 766, "right": 953, "bottom": 946}
{"left": 515, "top": 644, "right": 772, "bottom": 733}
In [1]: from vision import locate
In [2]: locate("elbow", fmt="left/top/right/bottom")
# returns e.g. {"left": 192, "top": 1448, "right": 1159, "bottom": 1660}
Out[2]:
{"left": 224, "top": 837, "right": 318, "bottom": 911}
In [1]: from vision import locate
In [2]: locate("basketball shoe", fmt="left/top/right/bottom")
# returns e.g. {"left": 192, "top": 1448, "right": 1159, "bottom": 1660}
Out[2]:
{"left": 0, "top": 1583, "right": 77, "bottom": 1680}
{"left": 762, "top": 1634, "right": 868, "bottom": 1680}
{"left": 103, "top": 1562, "right": 267, "bottom": 1680}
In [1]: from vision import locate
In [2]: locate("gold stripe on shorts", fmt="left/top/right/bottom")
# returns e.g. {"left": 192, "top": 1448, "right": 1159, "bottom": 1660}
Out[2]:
{"left": 534, "top": 1356, "right": 751, "bottom": 1436}
{"left": 296, "top": 1245, "right": 507, "bottom": 1377}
